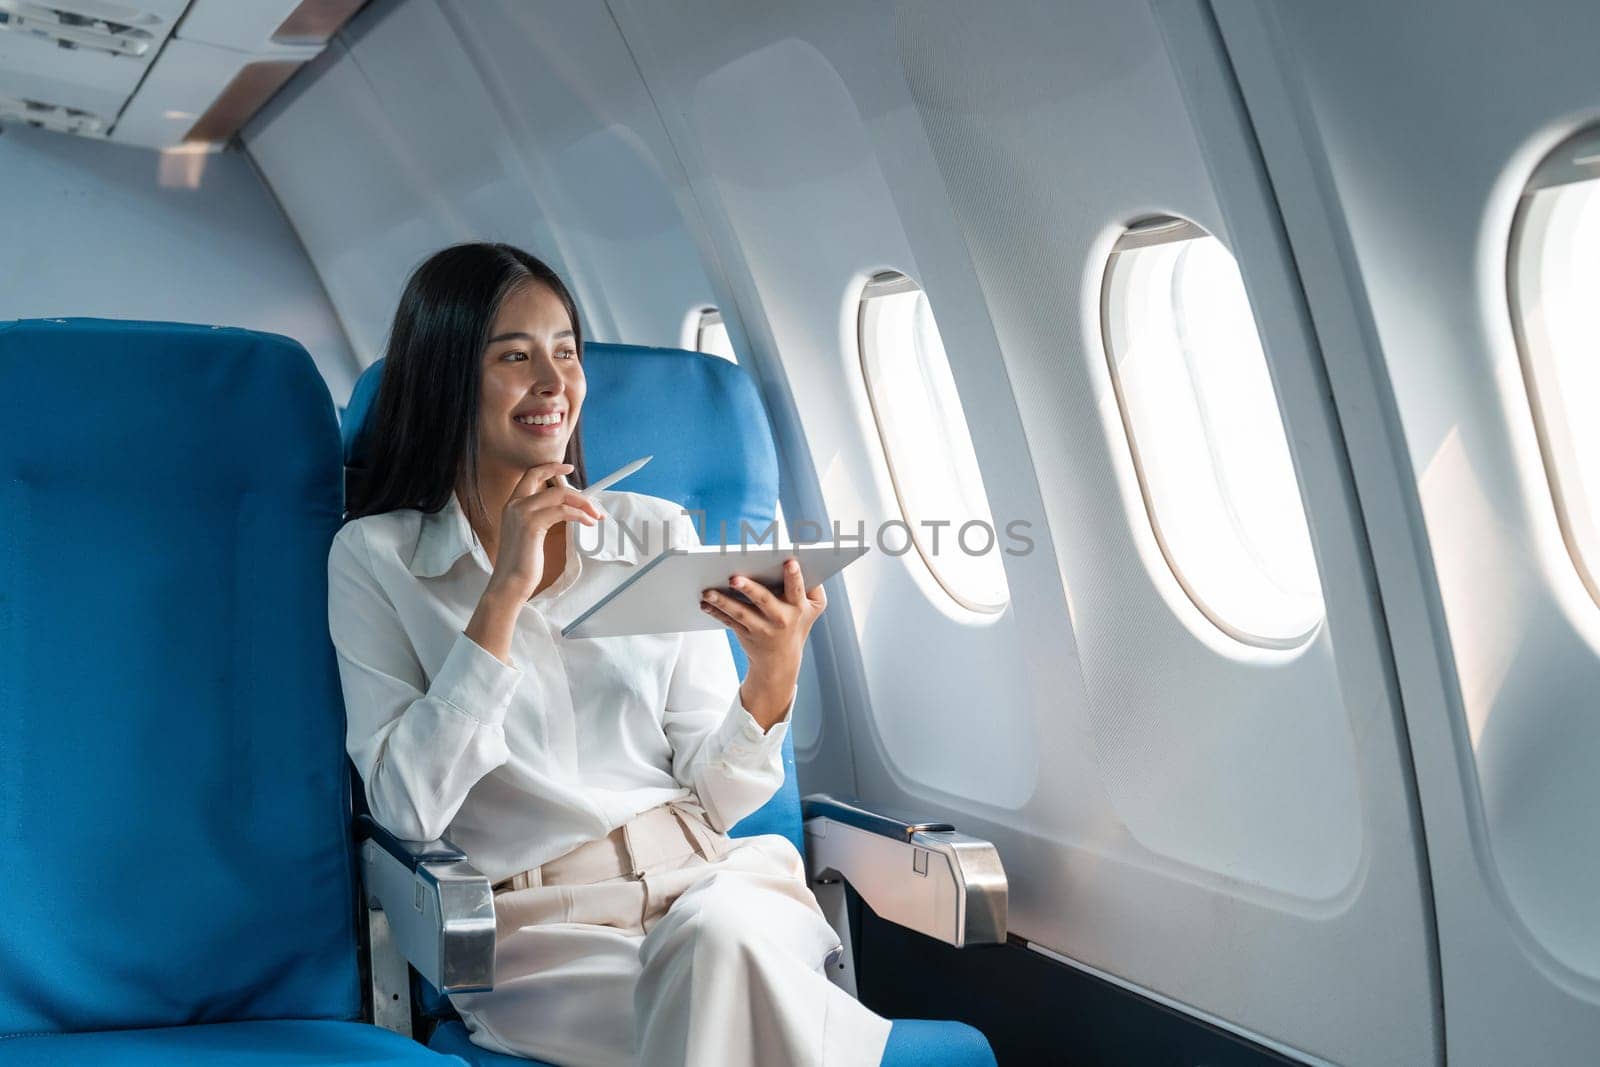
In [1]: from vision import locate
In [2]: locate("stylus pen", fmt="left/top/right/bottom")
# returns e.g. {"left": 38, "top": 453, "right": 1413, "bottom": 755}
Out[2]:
{"left": 560, "top": 455, "right": 652, "bottom": 497}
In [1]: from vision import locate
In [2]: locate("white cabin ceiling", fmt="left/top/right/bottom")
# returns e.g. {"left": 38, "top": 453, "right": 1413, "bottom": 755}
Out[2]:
{"left": 0, "top": 0, "right": 364, "bottom": 149}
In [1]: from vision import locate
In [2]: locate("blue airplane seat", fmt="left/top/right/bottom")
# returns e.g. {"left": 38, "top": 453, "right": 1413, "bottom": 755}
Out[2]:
{"left": 0, "top": 318, "right": 463, "bottom": 1066}
{"left": 342, "top": 346, "right": 997, "bottom": 1066}
{"left": 342, "top": 344, "right": 802, "bottom": 858}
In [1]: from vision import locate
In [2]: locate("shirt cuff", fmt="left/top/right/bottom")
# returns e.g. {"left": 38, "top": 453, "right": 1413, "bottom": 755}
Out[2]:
{"left": 433, "top": 630, "right": 524, "bottom": 728}
{"left": 716, "top": 682, "right": 797, "bottom": 766}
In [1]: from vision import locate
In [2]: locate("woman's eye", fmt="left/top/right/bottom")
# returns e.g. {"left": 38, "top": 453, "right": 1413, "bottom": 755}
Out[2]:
{"left": 558, "top": 349, "right": 577, "bottom": 360}
{"left": 502, "top": 351, "right": 527, "bottom": 362}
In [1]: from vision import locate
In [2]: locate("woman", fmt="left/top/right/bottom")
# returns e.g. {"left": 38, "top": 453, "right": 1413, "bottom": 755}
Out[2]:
{"left": 327, "top": 242, "right": 893, "bottom": 1067}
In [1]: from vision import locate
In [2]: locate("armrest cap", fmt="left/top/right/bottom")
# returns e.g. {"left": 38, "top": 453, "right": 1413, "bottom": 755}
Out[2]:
{"left": 802, "top": 792, "right": 955, "bottom": 841}
{"left": 356, "top": 812, "right": 468, "bottom": 868}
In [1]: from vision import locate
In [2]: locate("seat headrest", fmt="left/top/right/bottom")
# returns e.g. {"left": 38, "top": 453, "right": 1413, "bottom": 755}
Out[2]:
{"left": 342, "top": 342, "right": 780, "bottom": 536}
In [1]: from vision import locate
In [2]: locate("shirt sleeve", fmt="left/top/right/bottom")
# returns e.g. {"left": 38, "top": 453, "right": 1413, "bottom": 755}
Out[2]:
{"left": 327, "top": 522, "right": 523, "bottom": 842}
{"left": 659, "top": 510, "right": 797, "bottom": 834}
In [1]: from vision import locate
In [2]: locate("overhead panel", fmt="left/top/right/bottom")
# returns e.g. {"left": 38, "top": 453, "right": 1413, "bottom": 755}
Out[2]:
{"left": 111, "top": 0, "right": 344, "bottom": 150}
{"left": 0, "top": 0, "right": 367, "bottom": 149}
{"left": 0, "top": 0, "right": 188, "bottom": 133}
{"left": 111, "top": 34, "right": 317, "bottom": 149}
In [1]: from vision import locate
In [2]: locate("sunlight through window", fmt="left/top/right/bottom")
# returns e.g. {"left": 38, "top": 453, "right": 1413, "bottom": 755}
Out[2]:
{"left": 1510, "top": 126, "right": 1600, "bottom": 605}
{"left": 858, "top": 272, "right": 1009, "bottom": 613}
{"left": 694, "top": 308, "right": 737, "bottom": 363}
{"left": 1101, "top": 218, "right": 1324, "bottom": 647}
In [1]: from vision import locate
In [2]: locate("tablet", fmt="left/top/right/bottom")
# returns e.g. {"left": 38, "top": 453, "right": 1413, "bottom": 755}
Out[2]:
{"left": 561, "top": 540, "right": 870, "bottom": 639}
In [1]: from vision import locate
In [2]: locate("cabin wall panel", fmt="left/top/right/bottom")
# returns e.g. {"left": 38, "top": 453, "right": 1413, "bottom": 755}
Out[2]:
{"left": 608, "top": 2, "right": 1089, "bottom": 874}
{"left": 242, "top": 0, "right": 721, "bottom": 365}
{"left": 1213, "top": 0, "right": 1600, "bottom": 1058}
{"left": 0, "top": 123, "right": 356, "bottom": 400}
{"left": 610, "top": 0, "right": 1433, "bottom": 1062}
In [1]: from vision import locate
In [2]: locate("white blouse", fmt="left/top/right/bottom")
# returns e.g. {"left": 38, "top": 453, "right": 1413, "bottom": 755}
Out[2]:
{"left": 327, "top": 486, "right": 795, "bottom": 884}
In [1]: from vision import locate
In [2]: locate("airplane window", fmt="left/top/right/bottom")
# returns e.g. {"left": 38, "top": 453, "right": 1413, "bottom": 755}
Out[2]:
{"left": 858, "top": 271, "right": 1009, "bottom": 613}
{"left": 694, "top": 308, "right": 737, "bottom": 363}
{"left": 1101, "top": 217, "right": 1324, "bottom": 647}
{"left": 1511, "top": 127, "right": 1600, "bottom": 604}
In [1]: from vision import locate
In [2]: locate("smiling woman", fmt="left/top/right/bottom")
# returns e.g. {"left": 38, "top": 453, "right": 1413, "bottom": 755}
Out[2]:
{"left": 328, "top": 243, "right": 879, "bottom": 1066}
{"left": 345, "top": 243, "right": 591, "bottom": 528}
{"left": 472, "top": 281, "right": 589, "bottom": 586}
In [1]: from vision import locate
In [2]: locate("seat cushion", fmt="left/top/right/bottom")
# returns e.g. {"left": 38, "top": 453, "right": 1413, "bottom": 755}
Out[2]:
{"left": 0, "top": 1019, "right": 464, "bottom": 1065}
{"left": 428, "top": 1016, "right": 996, "bottom": 1066}
{"left": 881, "top": 1018, "right": 998, "bottom": 1066}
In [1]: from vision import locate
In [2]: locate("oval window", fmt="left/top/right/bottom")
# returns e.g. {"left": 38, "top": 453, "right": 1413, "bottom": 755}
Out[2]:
{"left": 693, "top": 307, "right": 737, "bottom": 363}
{"left": 1510, "top": 125, "right": 1600, "bottom": 606}
{"left": 858, "top": 271, "right": 1009, "bottom": 613}
{"left": 1101, "top": 217, "right": 1324, "bottom": 647}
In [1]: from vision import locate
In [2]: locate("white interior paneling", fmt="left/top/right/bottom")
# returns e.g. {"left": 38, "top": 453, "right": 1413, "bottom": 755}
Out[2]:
{"left": 110, "top": 35, "right": 319, "bottom": 150}
{"left": 684, "top": 36, "right": 1040, "bottom": 805}
{"left": 0, "top": 121, "right": 357, "bottom": 399}
{"left": 241, "top": 0, "right": 721, "bottom": 364}
{"left": 0, "top": 0, "right": 187, "bottom": 127}
{"left": 1212, "top": 1, "right": 1600, "bottom": 1060}
{"left": 608, "top": 1, "right": 1434, "bottom": 1061}
{"left": 175, "top": 0, "right": 325, "bottom": 49}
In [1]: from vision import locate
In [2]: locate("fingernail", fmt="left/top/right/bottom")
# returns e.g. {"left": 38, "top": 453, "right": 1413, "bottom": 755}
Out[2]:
{"left": 704, "top": 591, "right": 718, "bottom": 602}
{"left": 786, "top": 560, "right": 798, "bottom": 572}
{"left": 729, "top": 576, "right": 743, "bottom": 587}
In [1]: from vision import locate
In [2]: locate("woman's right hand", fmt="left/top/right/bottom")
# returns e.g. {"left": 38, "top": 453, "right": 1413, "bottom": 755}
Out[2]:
{"left": 486, "top": 462, "right": 606, "bottom": 603}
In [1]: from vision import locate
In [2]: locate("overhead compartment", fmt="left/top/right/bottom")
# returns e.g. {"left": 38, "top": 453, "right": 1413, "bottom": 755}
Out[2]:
{"left": 0, "top": 0, "right": 189, "bottom": 133}
{"left": 0, "top": 0, "right": 366, "bottom": 149}
{"left": 111, "top": 0, "right": 361, "bottom": 150}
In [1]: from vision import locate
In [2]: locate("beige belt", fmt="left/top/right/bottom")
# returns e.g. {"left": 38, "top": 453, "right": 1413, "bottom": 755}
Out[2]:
{"left": 492, "top": 796, "right": 728, "bottom": 893}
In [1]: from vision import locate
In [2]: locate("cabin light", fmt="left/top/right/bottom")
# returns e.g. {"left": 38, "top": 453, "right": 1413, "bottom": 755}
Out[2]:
{"left": 162, "top": 109, "right": 197, "bottom": 121}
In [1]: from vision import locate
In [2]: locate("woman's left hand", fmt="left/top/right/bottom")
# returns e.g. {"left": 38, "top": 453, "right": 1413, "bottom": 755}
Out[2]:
{"left": 700, "top": 558, "right": 827, "bottom": 729}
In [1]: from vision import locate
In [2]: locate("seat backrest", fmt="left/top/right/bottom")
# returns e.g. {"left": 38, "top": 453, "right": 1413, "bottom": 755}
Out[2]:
{"left": 342, "top": 344, "right": 802, "bottom": 853}
{"left": 0, "top": 318, "right": 361, "bottom": 1036}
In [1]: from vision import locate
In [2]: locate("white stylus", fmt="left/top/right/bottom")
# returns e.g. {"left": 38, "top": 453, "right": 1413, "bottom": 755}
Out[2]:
{"left": 561, "top": 454, "right": 652, "bottom": 497}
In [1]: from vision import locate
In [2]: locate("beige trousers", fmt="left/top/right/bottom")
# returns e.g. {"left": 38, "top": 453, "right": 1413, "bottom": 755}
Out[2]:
{"left": 446, "top": 797, "right": 894, "bottom": 1067}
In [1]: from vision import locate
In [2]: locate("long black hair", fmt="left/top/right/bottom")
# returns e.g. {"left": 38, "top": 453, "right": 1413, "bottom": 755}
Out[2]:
{"left": 345, "top": 242, "right": 588, "bottom": 530}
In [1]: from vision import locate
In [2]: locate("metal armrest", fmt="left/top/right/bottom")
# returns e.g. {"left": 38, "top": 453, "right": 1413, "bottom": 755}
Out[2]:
{"left": 801, "top": 792, "right": 1007, "bottom": 948}
{"left": 355, "top": 813, "right": 496, "bottom": 995}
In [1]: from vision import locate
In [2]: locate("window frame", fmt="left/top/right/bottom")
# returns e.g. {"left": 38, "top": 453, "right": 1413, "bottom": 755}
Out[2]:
{"left": 695, "top": 307, "right": 724, "bottom": 350}
{"left": 856, "top": 270, "right": 1008, "bottom": 615}
{"left": 1507, "top": 124, "right": 1600, "bottom": 609}
{"left": 1099, "top": 215, "right": 1323, "bottom": 649}
{"left": 692, "top": 307, "right": 737, "bottom": 363}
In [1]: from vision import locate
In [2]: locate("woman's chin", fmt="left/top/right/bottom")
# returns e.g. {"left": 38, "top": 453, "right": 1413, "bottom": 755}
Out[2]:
{"left": 519, "top": 442, "right": 570, "bottom": 468}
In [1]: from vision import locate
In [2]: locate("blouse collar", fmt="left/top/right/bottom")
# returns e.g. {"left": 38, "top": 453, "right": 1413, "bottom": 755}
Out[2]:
{"left": 408, "top": 487, "right": 640, "bottom": 578}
